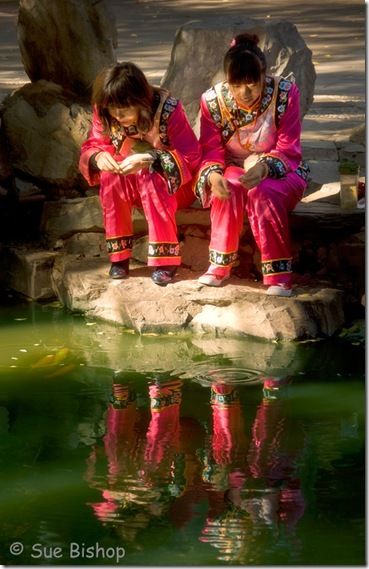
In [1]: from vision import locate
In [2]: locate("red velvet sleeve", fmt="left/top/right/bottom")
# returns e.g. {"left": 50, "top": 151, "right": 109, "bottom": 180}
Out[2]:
{"left": 79, "top": 107, "right": 116, "bottom": 186}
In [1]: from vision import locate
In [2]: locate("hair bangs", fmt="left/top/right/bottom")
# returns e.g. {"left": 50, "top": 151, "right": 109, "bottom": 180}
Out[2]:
{"left": 226, "top": 51, "right": 263, "bottom": 84}
{"left": 102, "top": 79, "right": 136, "bottom": 109}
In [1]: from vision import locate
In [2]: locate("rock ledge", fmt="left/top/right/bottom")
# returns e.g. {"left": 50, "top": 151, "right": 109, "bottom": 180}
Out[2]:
{"left": 52, "top": 256, "right": 344, "bottom": 341}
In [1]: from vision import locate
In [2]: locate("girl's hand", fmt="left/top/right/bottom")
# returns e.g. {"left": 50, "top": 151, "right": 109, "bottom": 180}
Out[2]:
{"left": 239, "top": 162, "right": 268, "bottom": 189}
{"left": 118, "top": 153, "right": 154, "bottom": 175}
{"left": 94, "top": 151, "right": 122, "bottom": 173}
{"left": 209, "top": 172, "right": 230, "bottom": 200}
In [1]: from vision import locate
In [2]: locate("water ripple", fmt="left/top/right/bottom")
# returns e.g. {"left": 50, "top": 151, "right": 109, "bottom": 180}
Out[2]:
{"left": 179, "top": 363, "right": 262, "bottom": 386}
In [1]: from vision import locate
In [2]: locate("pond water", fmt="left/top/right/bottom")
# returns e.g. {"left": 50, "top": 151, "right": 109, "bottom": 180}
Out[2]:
{"left": 0, "top": 298, "right": 365, "bottom": 566}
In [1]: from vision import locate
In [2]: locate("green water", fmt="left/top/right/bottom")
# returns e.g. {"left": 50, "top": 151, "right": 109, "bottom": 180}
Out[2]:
{"left": 0, "top": 299, "right": 365, "bottom": 566}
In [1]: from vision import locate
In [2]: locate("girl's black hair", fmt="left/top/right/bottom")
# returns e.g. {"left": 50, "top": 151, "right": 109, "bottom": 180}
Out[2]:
{"left": 224, "top": 33, "right": 266, "bottom": 83}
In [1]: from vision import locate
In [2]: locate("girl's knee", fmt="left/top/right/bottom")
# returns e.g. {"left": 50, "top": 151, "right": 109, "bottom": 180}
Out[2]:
{"left": 247, "top": 180, "right": 273, "bottom": 204}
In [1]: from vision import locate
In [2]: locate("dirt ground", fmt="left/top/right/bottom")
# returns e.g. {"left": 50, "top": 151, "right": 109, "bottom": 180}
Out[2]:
{"left": 0, "top": 0, "right": 365, "bottom": 140}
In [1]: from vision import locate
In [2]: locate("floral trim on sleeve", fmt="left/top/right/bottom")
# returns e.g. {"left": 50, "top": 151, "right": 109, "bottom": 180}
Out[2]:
{"left": 204, "top": 87, "right": 223, "bottom": 128}
{"left": 154, "top": 149, "right": 182, "bottom": 194}
{"left": 275, "top": 78, "right": 293, "bottom": 127}
{"left": 295, "top": 161, "right": 310, "bottom": 182}
{"left": 259, "top": 155, "right": 288, "bottom": 179}
{"left": 195, "top": 163, "right": 224, "bottom": 207}
{"left": 158, "top": 95, "right": 179, "bottom": 146}
{"left": 144, "top": 94, "right": 183, "bottom": 193}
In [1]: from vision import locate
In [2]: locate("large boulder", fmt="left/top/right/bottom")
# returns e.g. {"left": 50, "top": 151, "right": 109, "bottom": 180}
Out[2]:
{"left": 161, "top": 17, "right": 316, "bottom": 127}
{"left": 1, "top": 80, "right": 91, "bottom": 189}
{"left": 17, "top": 0, "right": 117, "bottom": 99}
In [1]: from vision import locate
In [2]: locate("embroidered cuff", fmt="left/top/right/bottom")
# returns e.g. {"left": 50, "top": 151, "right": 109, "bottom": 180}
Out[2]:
{"left": 90, "top": 152, "right": 101, "bottom": 171}
{"left": 154, "top": 150, "right": 181, "bottom": 194}
{"left": 106, "top": 235, "right": 133, "bottom": 254}
{"left": 211, "top": 387, "right": 239, "bottom": 407}
{"left": 110, "top": 386, "right": 136, "bottom": 409}
{"left": 148, "top": 241, "right": 180, "bottom": 259}
{"left": 195, "top": 164, "right": 224, "bottom": 207}
{"left": 260, "top": 155, "right": 288, "bottom": 179}
{"left": 295, "top": 161, "right": 310, "bottom": 182}
{"left": 209, "top": 249, "right": 238, "bottom": 267}
{"left": 261, "top": 258, "right": 292, "bottom": 276}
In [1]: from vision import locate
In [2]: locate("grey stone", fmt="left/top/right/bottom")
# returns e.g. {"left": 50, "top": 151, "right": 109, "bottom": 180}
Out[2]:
{"left": 17, "top": 0, "right": 117, "bottom": 98}
{"left": 176, "top": 207, "right": 211, "bottom": 227}
{"left": 41, "top": 196, "right": 104, "bottom": 245}
{"left": 132, "top": 207, "right": 148, "bottom": 234}
{"left": 14, "top": 177, "right": 42, "bottom": 198}
{"left": 180, "top": 235, "right": 209, "bottom": 272}
{"left": 181, "top": 225, "right": 208, "bottom": 239}
{"left": 292, "top": 199, "right": 364, "bottom": 235}
{"left": 41, "top": 198, "right": 154, "bottom": 247}
{"left": 132, "top": 235, "right": 149, "bottom": 264}
{"left": 190, "top": 286, "right": 343, "bottom": 340}
{"left": 349, "top": 123, "right": 365, "bottom": 146}
{"left": 301, "top": 181, "right": 340, "bottom": 205}
{"left": 64, "top": 232, "right": 106, "bottom": 256}
{"left": 308, "top": 160, "right": 340, "bottom": 185}
{"left": 161, "top": 17, "right": 316, "bottom": 126}
{"left": 302, "top": 140, "right": 338, "bottom": 161}
{"left": 51, "top": 256, "right": 344, "bottom": 341}
{"left": 1, "top": 247, "right": 59, "bottom": 300}
{"left": 2, "top": 81, "right": 91, "bottom": 188}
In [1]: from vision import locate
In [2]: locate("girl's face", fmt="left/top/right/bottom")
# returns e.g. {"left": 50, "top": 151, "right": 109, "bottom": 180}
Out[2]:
{"left": 228, "top": 76, "right": 264, "bottom": 108}
{"left": 107, "top": 106, "right": 139, "bottom": 126}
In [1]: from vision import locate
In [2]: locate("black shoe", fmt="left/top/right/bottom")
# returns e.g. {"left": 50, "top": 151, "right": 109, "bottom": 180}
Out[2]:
{"left": 151, "top": 266, "right": 177, "bottom": 286}
{"left": 109, "top": 260, "right": 129, "bottom": 279}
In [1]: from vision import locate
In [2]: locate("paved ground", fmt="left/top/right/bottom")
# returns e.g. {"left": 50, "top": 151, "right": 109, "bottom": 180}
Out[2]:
{"left": 0, "top": 0, "right": 365, "bottom": 141}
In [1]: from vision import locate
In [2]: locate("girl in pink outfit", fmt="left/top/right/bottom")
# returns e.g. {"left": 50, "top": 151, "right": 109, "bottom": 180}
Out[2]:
{"left": 196, "top": 34, "right": 309, "bottom": 296}
{"left": 79, "top": 62, "right": 201, "bottom": 286}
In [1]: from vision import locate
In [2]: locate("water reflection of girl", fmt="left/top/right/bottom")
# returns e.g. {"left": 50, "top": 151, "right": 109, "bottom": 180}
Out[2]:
{"left": 200, "top": 378, "right": 306, "bottom": 564}
{"left": 86, "top": 378, "right": 206, "bottom": 543}
{"left": 86, "top": 375, "right": 306, "bottom": 562}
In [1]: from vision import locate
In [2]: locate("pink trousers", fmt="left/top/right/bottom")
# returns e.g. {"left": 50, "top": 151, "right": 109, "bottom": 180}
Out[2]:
{"left": 208, "top": 166, "right": 306, "bottom": 285}
{"left": 99, "top": 170, "right": 195, "bottom": 266}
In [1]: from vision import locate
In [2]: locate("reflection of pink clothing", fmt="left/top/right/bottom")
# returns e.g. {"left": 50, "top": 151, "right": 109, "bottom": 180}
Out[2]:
{"left": 103, "top": 400, "right": 141, "bottom": 480}
{"left": 79, "top": 90, "right": 200, "bottom": 264}
{"left": 246, "top": 396, "right": 306, "bottom": 529}
{"left": 201, "top": 384, "right": 306, "bottom": 561}
{"left": 211, "top": 384, "right": 247, "bottom": 466}
{"left": 144, "top": 380, "right": 182, "bottom": 466}
{"left": 197, "top": 77, "right": 309, "bottom": 284}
